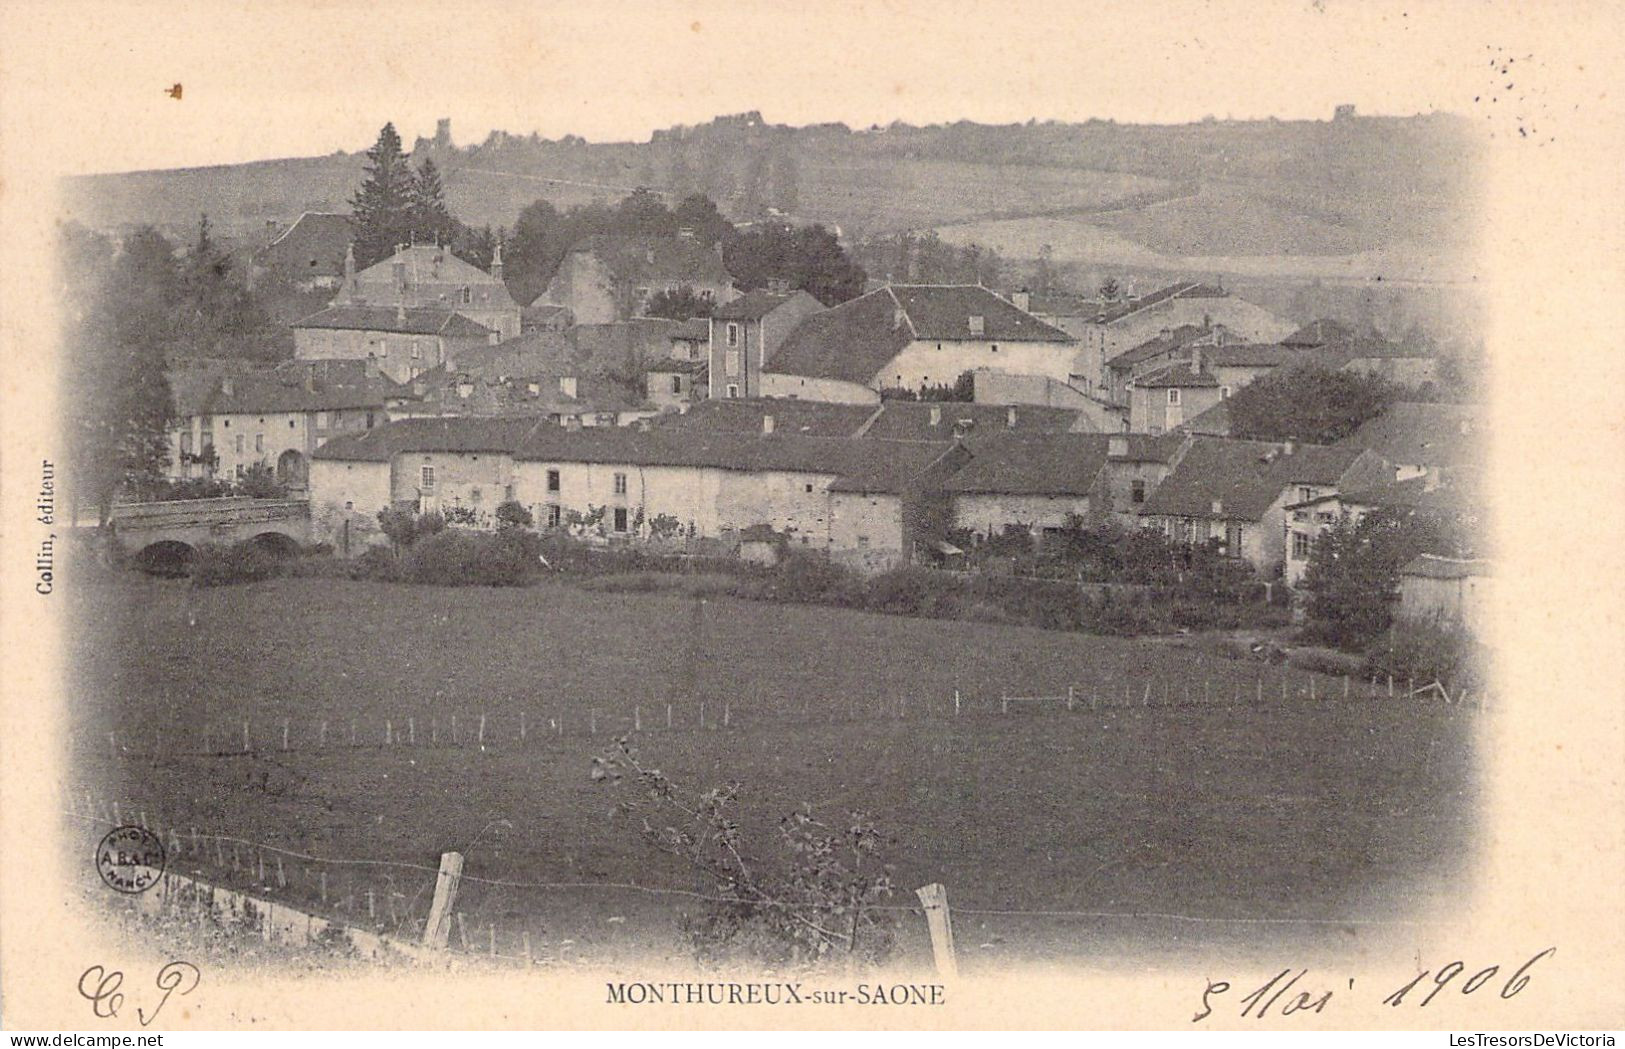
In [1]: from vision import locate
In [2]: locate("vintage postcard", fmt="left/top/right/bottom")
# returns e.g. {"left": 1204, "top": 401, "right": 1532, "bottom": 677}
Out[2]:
{"left": 1, "top": 0, "right": 1622, "bottom": 1034}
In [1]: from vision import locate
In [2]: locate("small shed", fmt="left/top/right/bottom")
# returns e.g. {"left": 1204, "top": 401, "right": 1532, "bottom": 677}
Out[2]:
{"left": 1398, "top": 555, "right": 1492, "bottom": 634}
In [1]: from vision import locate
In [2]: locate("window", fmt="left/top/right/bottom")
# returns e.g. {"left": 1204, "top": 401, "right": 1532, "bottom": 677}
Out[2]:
{"left": 725, "top": 349, "right": 741, "bottom": 376}
{"left": 1299, "top": 486, "right": 1313, "bottom": 503}
{"left": 288, "top": 419, "right": 296, "bottom": 429}
{"left": 1221, "top": 386, "right": 1232, "bottom": 399}
{"left": 613, "top": 472, "right": 628, "bottom": 496}
{"left": 671, "top": 375, "right": 682, "bottom": 395}
{"left": 1168, "top": 389, "right": 1181, "bottom": 405}
{"left": 180, "top": 432, "right": 193, "bottom": 456}
{"left": 420, "top": 465, "right": 436, "bottom": 490}
{"left": 990, "top": 344, "right": 999, "bottom": 353}
{"left": 366, "top": 412, "right": 376, "bottom": 428}
{"left": 235, "top": 434, "right": 244, "bottom": 454}
{"left": 1226, "top": 523, "right": 1244, "bottom": 554}
{"left": 613, "top": 507, "right": 629, "bottom": 532}
{"left": 547, "top": 504, "right": 561, "bottom": 528}
{"left": 546, "top": 469, "right": 560, "bottom": 492}
{"left": 1292, "top": 531, "right": 1312, "bottom": 558}
{"left": 726, "top": 384, "right": 739, "bottom": 398}
{"left": 412, "top": 341, "right": 422, "bottom": 359}
{"left": 316, "top": 412, "right": 328, "bottom": 429}
{"left": 344, "top": 501, "right": 353, "bottom": 511}
{"left": 471, "top": 487, "right": 482, "bottom": 504}
{"left": 804, "top": 483, "right": 813, "bottom": 493}
{"left": 461, "top": 287, "right": 472, "bottom": 305}
{"left": 255, "top": 434, "right": 265, "bottom": 453}
{"left": 1131, "top": 479, "right": 1146, "bottom": 504}
{"left": 1315, "top": 511, "right": 1336, "bottom": 524}
{"left": 725, "top": 323, "right": 741, "bottom": 347}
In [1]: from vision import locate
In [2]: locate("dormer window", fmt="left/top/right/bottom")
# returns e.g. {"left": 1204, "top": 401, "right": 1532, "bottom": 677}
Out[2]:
{"left": 968, "top": 315, "right": 985, "bottom": 335}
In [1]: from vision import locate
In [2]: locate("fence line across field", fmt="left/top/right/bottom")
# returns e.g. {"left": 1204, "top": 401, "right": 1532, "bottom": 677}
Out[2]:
{"left": 89, "top": 669, "right": 1489, "bottom": 762}
{"left": 63, "top": 798, "right": 1450, "bottom": 940}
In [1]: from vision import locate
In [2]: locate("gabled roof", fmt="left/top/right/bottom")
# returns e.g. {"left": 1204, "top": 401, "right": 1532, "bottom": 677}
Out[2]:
{"left": 712, "top": 288, "right": 819, "bottom": 322}
{"left": 656, "top": 397, "right": 880, "bottom": 438}
{"left": 170, "top": 361, "right": 404, "bottom": 417}
{"left": 672, "top": 317, "right": 711, "bottom": 342}
{"left": 353, "top": 245, "right": 501, "bottom": 288}
{"left": 858, "top": 401, "right": 1081, "bottom": 441}
{"left": 1134, "top": 362, "right": 1219, "bottom": 388}
{"left": 293, "top": 305, "right": 495, "bottom": 338}
{"left": 1095, "top": 281, "right": 1225, "bottom": 324}
{"left": 1337, "top": 473, "right": 1484, "bottom": 515}
{"left": 1138, "top": 437, "right": 1289, "bottom": 521}
{"left": 767, "top": 285, "right": 1071, "bottom": 386}
{"left": 941, "top": 433, "right": 1110, "bottom": 497}
{"left": 571, "top": 234, "right": 734, "bottom": 286}
{"left": 255, "top": 212, "right": 351, "bottom": 276}
{"left": 1107, "top": 324, "right": 1210, "bottom": 370}
{"left": 1400, "top": 554, "right": 1492, "bottom": 580}
{"left": 1178, "top": 398, "right": 1233, "bottom": 437}
{"left": 312, "top": 416, "right": 548, "bottom": 462}
{"left": 1337, "top": 402, "right": 1484, "bottom": 470}
{"left": 1282, "top": 318, "right": 1355, "bottom": 349}
{"left": 1262, "top": 443, "right": 1373, "bottom": 486}
{"left": 1201, "top": 343, "right": 1300, "bottom": 368}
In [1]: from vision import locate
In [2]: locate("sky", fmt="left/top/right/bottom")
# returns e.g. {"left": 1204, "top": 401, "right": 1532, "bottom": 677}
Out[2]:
{"left": 0, "top": 0, "right": 1588, "bottom": 175}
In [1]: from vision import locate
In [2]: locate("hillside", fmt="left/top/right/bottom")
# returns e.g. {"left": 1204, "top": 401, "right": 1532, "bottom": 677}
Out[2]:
{"left": 59, "top": 111, "right": 1481, "bottom": 282}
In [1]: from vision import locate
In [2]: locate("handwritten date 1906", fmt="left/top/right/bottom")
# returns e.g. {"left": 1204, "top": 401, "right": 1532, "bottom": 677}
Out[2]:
{"left": 1193, "top": 948, "right": 1555, "bottom": 1023}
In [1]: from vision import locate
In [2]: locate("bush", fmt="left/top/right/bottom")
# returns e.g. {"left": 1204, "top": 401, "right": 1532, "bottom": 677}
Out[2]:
{"left": 742, "top": 555, "right": 866, "bottom": 607}
{"left": 353, "top": 544, "right": 400, "bottom": 582}
{"left": 495, "top": 500, "right": 533, "bottom": 530}
{"left": 1362, "top": 620, "right": 1487, "bottom": 694}
{"left": 399, "top": 527, "right": 539, "bottom": 587}
{"left": 188, "top": 542, "right": 283, "bottom": 587}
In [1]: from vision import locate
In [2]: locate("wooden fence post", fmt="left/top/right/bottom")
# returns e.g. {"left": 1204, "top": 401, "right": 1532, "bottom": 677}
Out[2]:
{"left": 954, "top": 690, "right": 961, "bottom": 717}
{"left": 1066, "top": 686, "right": 1075, "bottom": 712}
{"left": 478, "top": 714, "right": 486, "bottom": 745}
{"left": 634, "top": 706, "right": 641, "bottom": 732}
{"left": 242, "top": 720, "right": 251, "bottom": 754}
{"left": 421, "top": 851, "right": 465, "bottom": 950}
{"left": 914, "top": 883, "right": 959, "bottom": 978}
{"left": 520, "top": 712, "right": 527, "bottom": 741}
{"left": 281, "top": 719, "right": 290, "bottom": 752}
{"left": 1001, "top": 693, "right": 1008, "bottom": 715}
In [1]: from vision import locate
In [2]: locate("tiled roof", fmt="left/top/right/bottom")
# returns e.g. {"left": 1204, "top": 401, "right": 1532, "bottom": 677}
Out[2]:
{"left": 312, "top": 416, "right": 549, "bottom": 462}
{"left": 858, "top": 401, "right": 1081, "bottom": 441}
{"left": 293, "top": 305, "right": 494, "bottom": 338}
{"left": 712, "top": 289, "right": 817, "bottom": 321}
{"left": 1138, "top": 437, "right": 1289, "bottom": 521}
{"left": 1096, "top": 281, "right": 1222, "bottom": 324}
{"left": 1178, "top": 398, "right": 1233, "bottom": 436}
{"left": 646, "top": 357, "right": 708, "bottom": 375}
{"left": 1338, "top": 473, "right": 1484, "bottom": 515}
{"left": 1400, "top": 554, "right": 1492, "bottom": 579}
{"left": 673, "top": 317, "right": 711, "bottom": 341}
{"left": 1106, "top": 324, "right": 1210, "bottom": 370}
{"left": 1200, "top": 343, "right": 1300, "bottom": 368}
{"left": 345, "top": 245, "right": 520, "bottom": 313}
{"left": 1282, "top": 318, "right": 1355, "bottom": 349}
{"left": 655, "top": 398, "right": 880, "bottom": 438}
{"left": 1261, "top": 443, "right": 1373, "bottom": 486}
{"left": 1135, "top": 362, "right": 1219, "bottom": 388}
{"left": 767, "top": 285, "right": 1071, "bottom": 386}
{"left": 1338, "top": 402, "right": 1484, "bottom": 470}
{"left": 170, "top": 361, "right": 404, "bottom": 417}
{"left": 1109, "top": 432, "right": 1188, "bottom": 462}
{"left": 255, "top": 212, "right": 351, "bottom": 277}
{"left": 942, "top": 433, "right": 1110, "bottom": 496}
{"left": 1020, "top": 289, "right": 1100, "bottom": 317}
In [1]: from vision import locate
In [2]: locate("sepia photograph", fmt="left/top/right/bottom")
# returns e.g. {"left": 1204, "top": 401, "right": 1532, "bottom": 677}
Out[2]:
{"left": 2, "top": 0, "right": 1622, "bottom": 1035}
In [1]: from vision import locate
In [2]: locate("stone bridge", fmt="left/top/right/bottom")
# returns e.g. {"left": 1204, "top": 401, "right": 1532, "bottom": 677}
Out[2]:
{"left": 102, "top": 498, "right": 311, "bottom": 570}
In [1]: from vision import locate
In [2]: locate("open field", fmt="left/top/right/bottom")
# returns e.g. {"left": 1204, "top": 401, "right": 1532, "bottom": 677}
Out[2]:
{"left": 67, "top": 573, "right": 1481, "bottom": 969}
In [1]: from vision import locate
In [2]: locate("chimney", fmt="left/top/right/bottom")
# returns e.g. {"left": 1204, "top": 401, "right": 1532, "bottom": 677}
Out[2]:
{"left": 1211, "top": 498, "right": 1223, "bottom": 515}
{"left": 412, "top": 379, "right": 426, "bottom": 397}
{"left": 343, "top": 242, "right": 356, "bottom": 288}
{"left": 1283, "top": 439, "right": 1296, "bottom": 455}
{"left": 1012, "top": 289, "right": 1031, "bottom": 312}
{"left": 397, "top": 302, "right": 407, "bottom": 324}
{"left": 677, "top": 226, "right": 695, "bottom": 240}
{"left": 527, "top": 381, "right": 539, "bottom": 396}
{"left": 491, "top": 240, "right": 503, "bottom": 282}
{"left": 304, "top": 363, "right": 316, "bottom": 393}
{"left": 893, "top": 305, "right": 906, "bottom": 331}
{"left": 364, "top": 354, "right": 378, "bottom": 380}
{"left": 457, "top": 381, "right": 473, "bottom": 399}
{"left": 929, "top": 405, "right": 942, "bottom": 426}
{"left": 762, "top": 414, "right": 775, "bottom": 435}
{"left": 565, "top": 414, "right": 583, "bottom": 431}
{"left": 968, "top": 314, "right": 985, "bottom": 336}
{"left": 1006, "top": 406, "right": 1018, "bottom": 430}
{"left": 1108, "top": 433, "right": 1128, "bottom": 457}
{"left": 559, "top": 376, "right": 578, "bottom": 399}
{"left": 219, "top": 376, "right": 234, "bottom": 398}
{"left": 393, "top": 256, "right": 407, "bottom": 295}
{"left": 1190, "top": 347, "right": 1203, "bottom": 373}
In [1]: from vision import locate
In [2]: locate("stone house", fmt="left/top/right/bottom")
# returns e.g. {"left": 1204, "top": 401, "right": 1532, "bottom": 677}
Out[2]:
{"left": 538, "top": 234, "right": 739, "bottom": 324}
{"left": 761, "top": 285, "right": 1076, "bottom": 403}
{"left": 252, "top": 212, "right": 352, "bottom": 291}
{"left": 1127, "top": 362, "right": 1222, "bottom": 435}
{"left": 939, "top": 433, "right": 1112, "bottom": 538}
{"left": 331, "top": 243, "right": 521, "bottom": 340}
{"left": 707, "top": 289, "right": 825, "bottom": 399}
{"left": 1281, "top": 471, "right": 1483, "bottom": 588}
{"left": 291, "top": 304, "right": 497, "bottom": 385}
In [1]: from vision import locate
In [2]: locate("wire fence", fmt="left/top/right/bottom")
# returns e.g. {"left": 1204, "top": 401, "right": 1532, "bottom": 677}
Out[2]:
{"left": 80, "top": 666, "right": 1489, "bottom": 764}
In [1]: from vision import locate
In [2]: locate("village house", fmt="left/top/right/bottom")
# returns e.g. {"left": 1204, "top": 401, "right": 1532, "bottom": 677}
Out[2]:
{"left": 538, "top": 233, "right": 739, "bottom": 324}
{"left": 166, "top": 359, "right": 401, "bottom": 492}
{"left": 1337, "top": 401, "right": 1483, "bottom": 480}
{"left": 291, "top": 304, "right": 497, "bottom": 385}
{"left": 1138, "top": 438, "right": 1393, "bottom": 576}
{"left": 251, "top": 212, "right": 352, "bottom": 291}
{"left": 1281, "top": 470, "right": 1483, "bottom": 588}
{"left": 330, "top": 243, "right": 522, "bottom": 339}
{"left": 939, "top": 433, "right": 1111, "bottom": 538}
{"left": 645, "top": 317, "right": 711, "bottom": 410}
{"left": 1102, "top": 324, "right": 1215, "bottom": 406}
{"left": 1097, "top": 432, "right": 1190, "bottom": 526}
{"left": 706, "top": 288, "right": 825, "bottom": 399}
{"left": 520, "top": 303, "right": 574, "bottom": 333}
{"left": 1066, "top": 281, "right": 1295, "bottom": 393}
{"left": 759, "top": 285, "right": 1077, "bottom": 404}
{"left": 1127, "top": 362, "right": 1220, "bottom": 435}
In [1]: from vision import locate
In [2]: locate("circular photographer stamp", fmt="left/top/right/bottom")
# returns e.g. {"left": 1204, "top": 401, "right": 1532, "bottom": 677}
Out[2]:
{"left": 96, "top": 825, "right": 165, "bottom": 894}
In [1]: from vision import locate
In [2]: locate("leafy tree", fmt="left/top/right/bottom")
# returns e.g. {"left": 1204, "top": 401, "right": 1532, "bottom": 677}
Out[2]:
{"left": 725, "top": 223, "right": 866, "bottom": 306}
{"left": 377, "top": 507, "right": 418, "bottom": 552}
{"left": 1098, "top": 277, "right": 1121, "bottom": 300}
{"left": 177, "top": 215, "right": 285, "bottom": 362}
{"left": 1227, "top": 365, "right": 1394, "bottom": 443}
{"left": 672, "top": 193, "right": 734, "bottom": 246}
{"left": 452, "top": 224, "right": 499, "bottom": 272}
{"left": 61, "top": 225, "right": 177, "bottom": 521}
{"left": 1300, "top": 506, "right": 1470, "bottom": 650}
{"left": 645, "top": 285, "right": 715, "bottom": 321}
{"left": 494, "top": 500, "right": 533, "bottom": 530}
{"left": 349, "top": 123, "right": 416, "bottom": 266}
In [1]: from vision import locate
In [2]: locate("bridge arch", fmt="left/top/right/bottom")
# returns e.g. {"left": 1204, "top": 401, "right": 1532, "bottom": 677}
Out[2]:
{"left": 132, "top": 539, "right": 194, "bottom": 576}
{"left": 247, "top": 531, "right": 301, "bottom": 558}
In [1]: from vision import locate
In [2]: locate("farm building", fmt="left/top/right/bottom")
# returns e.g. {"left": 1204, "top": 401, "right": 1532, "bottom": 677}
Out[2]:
{"left": 1398, "top": 555, "right": 1493, "bottom": 635}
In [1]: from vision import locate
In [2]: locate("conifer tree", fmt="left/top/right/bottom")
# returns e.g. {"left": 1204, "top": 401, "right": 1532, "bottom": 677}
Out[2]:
{"left": 349, "top": 123, "right": 414, "bottom": 266}
{"left": 411, "top": 157, "right": 458, "bottom": 248}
